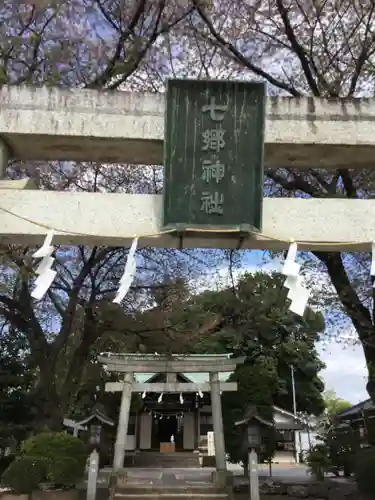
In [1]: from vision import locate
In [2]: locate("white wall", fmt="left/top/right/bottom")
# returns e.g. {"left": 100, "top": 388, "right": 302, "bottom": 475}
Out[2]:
{"left": 125, "top": 435, "right": 136, "bottom": 450}
{"left": 300, "top": 430, "right": 318, "bottom": 453}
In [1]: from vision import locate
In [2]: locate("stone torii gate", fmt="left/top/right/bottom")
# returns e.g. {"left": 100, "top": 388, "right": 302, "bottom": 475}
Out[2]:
{"left": 98, "top": 353, "right": 245, "bottom": 474}
{"left": 1, "top": 85, "right": 375, "bottom": 251}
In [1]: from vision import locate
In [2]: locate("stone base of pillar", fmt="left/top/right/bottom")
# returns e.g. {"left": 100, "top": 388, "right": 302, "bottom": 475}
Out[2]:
{"left": 109, "top": 472, "right": 118, "bottom": 489}
{"left": 116, "top": 470, "right": 128, "bottom": 488}
{"left": 212, "top": 470, "right": 234, "bottom": 489}
{"left": 109, "top": 470, "right": 128, "bottom": 489}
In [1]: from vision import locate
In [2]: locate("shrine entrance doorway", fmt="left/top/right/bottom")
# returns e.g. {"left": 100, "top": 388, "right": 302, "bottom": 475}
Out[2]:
{"left": 151, "top": 413, "right": 183, "bottom": 451}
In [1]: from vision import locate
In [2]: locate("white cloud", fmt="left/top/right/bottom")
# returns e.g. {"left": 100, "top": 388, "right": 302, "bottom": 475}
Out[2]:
{"left": 317, "top": 341, "right": 368, "bottom": 404}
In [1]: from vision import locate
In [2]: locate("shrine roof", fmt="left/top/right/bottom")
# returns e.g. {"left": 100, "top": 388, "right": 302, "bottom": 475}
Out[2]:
{"left": 235, "top": 406, "right": 305, "bottom": 431}
{"left": 336, "top": 398, "right": 374, "bottom": 420}
{"left": 63, "top": 409, "right": 115, "bottom": 429}
{"left": 77, "top": 409, "right": 115, "bottom": 427}
{"left": 134, "top": 372, "right": 233, "bottom": 383}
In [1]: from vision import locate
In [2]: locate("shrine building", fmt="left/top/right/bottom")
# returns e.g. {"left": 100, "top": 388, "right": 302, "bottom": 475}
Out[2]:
{"left": 88, "top": 353, "right": 304, "bottom": 471}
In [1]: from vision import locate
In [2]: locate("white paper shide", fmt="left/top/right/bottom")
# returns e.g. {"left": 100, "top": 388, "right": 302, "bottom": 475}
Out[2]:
{"left": 113, "top": 237, "right": 138, "bottom": 304}
{"left": 31, "top": 231, "right": 57, "bottom": 300}
{"left": 371, "top": 241, "right": 375, "bottom": 287}
{"left": 281, "top": 241, "right": 310, "bottom": 316}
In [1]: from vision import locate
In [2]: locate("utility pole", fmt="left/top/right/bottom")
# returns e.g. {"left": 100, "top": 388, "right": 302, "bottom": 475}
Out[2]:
{"left": 291, "top": 364, "right": 300, "bottom": 464}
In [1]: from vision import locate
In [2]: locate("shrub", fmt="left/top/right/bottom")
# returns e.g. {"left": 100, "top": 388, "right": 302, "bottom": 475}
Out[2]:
{"left": 46, "top": 457, "right": 83, "bottom": 485}
{"left": 1, "top": 456, "right": 46, "bottom": 493}
{"left": 305, "top": 444, "right": 332, "bottom": 480}
{"left": 326, "top": 426, "right": 358, "bottom": 477}
{"left": 22, "top": 432, "right": 87, "bottom": 486}
{"left": 22, "top": 431, "right": 87, "bottom": 461}
{"left": 354, "top": 447, "right": 375, "bottom": 499}
{"left": 0, "top": 455, "right": 15, "bottom": 475}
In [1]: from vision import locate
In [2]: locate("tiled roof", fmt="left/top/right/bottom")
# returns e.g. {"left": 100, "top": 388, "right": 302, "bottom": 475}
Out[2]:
{"left": 134, "top": 372, "right": 232, "bottom": 383}
{"left": 76, "top": 409, "right": 115, "bottom": 427}
{"left": 336, "top": 398, "right": 374, "bottom": 419}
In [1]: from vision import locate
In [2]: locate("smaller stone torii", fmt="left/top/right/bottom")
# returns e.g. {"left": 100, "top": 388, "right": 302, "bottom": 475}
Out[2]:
{"left": 98, "top": 353, "right": 245, "bottom": 475}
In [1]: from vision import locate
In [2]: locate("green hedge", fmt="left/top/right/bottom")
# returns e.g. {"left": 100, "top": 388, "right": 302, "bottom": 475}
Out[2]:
{"left": 22, "top": 432, "right": 87, "bottom": 461}
{"left": 1, "top": 456, "right": 46, "bottom": 494}
{"left": 355, "top": 447, "right": 375, "bottom": 499}
{"left": 0, "top": 455, "right": 15, "bottom": 475}
{"left": 1, "top": 432, "right": 88, "bottom": 493}
{"left": 21, "top": 431, "right": 87, "bottom": 485}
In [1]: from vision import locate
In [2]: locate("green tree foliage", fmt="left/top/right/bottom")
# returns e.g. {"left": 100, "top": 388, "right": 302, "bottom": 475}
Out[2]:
{"left": 324, "top": 390, "right": 352, "bottom": 419}
{"left": 21, "top": 432, "right": 87, "bottom": 485}
{"left": 308, "top": 391, "right": 356, "bottom": 477}
{"left": 1, "top": 456, "right": 46, "bottom": 494}
{"left": 0, "top": 327, "right": 35, "bottom": 448}
{"left": 0, "top": 0, "right": 210, "bottom": 431}
{"left": 93, "top": 277, "right": 222, "bottom": 355}
{"left": 222, "top": 361, "right": 278, "bottom": 467}
{"left": 315, "top": 390, "right": 352, "bottom": 438}
{"left": 194, "top": 273, "right": 326, "bottom": 416}
{"left": 305, "top": 444, "right": 332, "bottom": 481}
{"left": 1, "top": 0, "right": 375, "bottom": 441}
{"left": 191, "top": 0, "right": 375, "bottom": 401}
{"left": 173, "top": 272, "right": 326, "bottom": 465}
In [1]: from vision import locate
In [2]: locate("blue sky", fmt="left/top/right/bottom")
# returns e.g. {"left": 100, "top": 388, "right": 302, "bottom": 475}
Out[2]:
{"left": 201, "top": 249, "right": 369, "bottom": 406}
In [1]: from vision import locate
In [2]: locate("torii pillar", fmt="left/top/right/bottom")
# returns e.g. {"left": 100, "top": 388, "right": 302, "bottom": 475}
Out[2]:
{"left": 113, "top": 372, "right": 133, "bottom": 472}
{"left": 210, "top": 372, "right": 226, "bottom": 472}
{"left": 0, "top": 139, "right": 8, "bottom": 178}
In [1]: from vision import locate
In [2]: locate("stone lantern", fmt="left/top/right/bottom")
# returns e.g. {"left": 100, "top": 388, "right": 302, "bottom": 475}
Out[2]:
{"left": 235, "top": 408, "right": 274, "bottom": 500}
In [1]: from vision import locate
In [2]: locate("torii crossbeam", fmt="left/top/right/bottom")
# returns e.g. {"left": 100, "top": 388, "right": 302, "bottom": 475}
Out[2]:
{"left": 0, "top": 85, "right": 374, "bottom": 251}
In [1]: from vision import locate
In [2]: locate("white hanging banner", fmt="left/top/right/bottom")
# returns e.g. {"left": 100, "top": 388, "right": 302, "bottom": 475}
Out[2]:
{"left": 286, "top": 242, "right": 298, "bottom": 262}
{"left": 280, "top": 240, "right": 311, "bottom": 316}
{"left": 31, "top": 269, "right": 57, "bottom": 300}
{"left": 36, "top": 255, "right": 55, "bottom": 276}
{"left": 119, "top": 259, "right": 136, "bottom": 285}
{"left": 32, "top": 231, "right": 54, "bottom": 259}
{"left": 113, "top": 270, "right": 135, "bottom": 304}
{"left": 31, "top": 231, "right": 57, "bottom": 300}
{"left": 113, "top": 237, "right": 139, "bottom": 304}
{"left": 282, "top": 259, "right": 301, "bottom": 277}
{"left": 284, "top": 274, "right": 299, "bottom": 290}
{"left": 286, "top": 276, "right": 303, "bottom": 300}
{"left": 289, "top": 286, "right": 310, "bottom": 317}
{"left": 371, "top": 241, "right": 375, "bottom": 276}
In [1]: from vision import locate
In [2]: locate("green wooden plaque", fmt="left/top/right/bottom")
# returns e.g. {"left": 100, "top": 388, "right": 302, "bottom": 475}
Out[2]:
{"left": 163, "top": 79, "right": 265, "bottom": 233}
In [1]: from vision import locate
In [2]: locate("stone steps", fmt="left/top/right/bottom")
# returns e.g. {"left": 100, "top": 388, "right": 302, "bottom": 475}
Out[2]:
{"left": 113, "top": 472, "right": 230, "bottom": 500}
{"left": 115, "top": 494, "right": 228, "bottom": 499}
{"left": 134, "top": 452, "right": 200, "bottom": 469}
{"left": 114, "top": 487, "right": 228, "bottom": 500}
{"left": 116, "top": 486, "right": 224, "bottom": 494}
